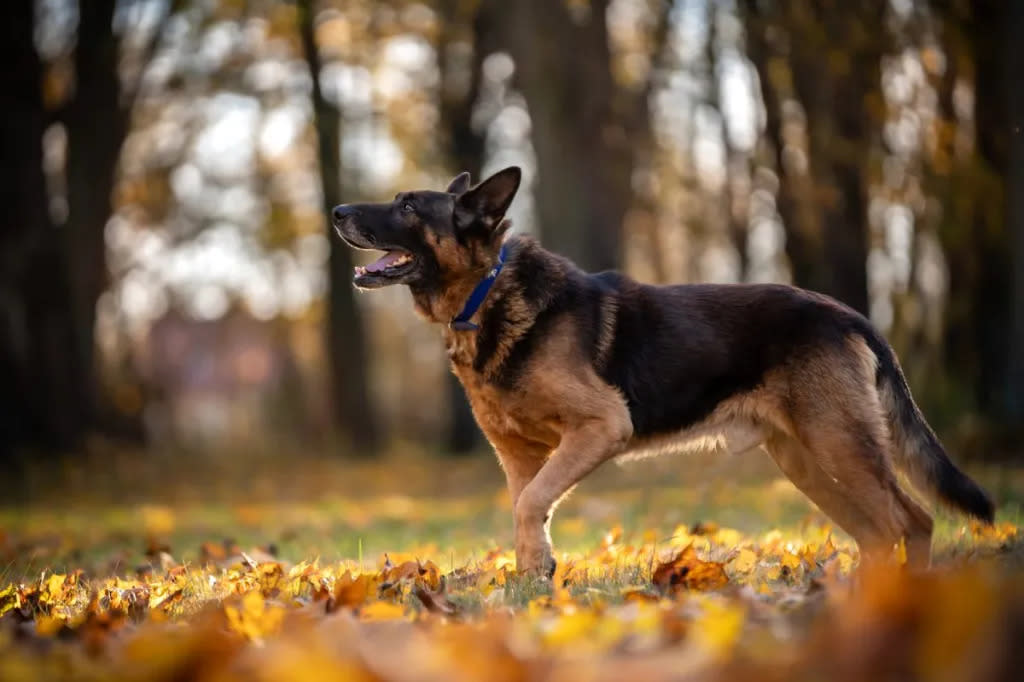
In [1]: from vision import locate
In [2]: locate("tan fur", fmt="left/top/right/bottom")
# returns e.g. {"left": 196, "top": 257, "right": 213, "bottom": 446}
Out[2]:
{"left": 759, "top": 336, "right": 933, "bottom": 566}
{"left": 412, "top": 232, "right": 934, "bottom": 573}
{"left": 336, "top": 170, "right": 978, "bottom": 574}
{"left": 592, "top": 334, "right": 933, "bottom": 569}
{"left": 617, "top": 384, "right": 788, "bottom": 462}
{"left": 412, "top": 218, "right": 513, "bottom": 324}
{"left": 452, "top": 315, "right": 632, "bottom": 573}
{"left": 441, "top": 242, "right": 565, "bottom": 379}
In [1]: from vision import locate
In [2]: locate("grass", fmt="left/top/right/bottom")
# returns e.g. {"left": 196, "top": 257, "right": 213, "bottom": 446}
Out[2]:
{"left": 1, "top": 448, "right": 1022, "bottom": 681}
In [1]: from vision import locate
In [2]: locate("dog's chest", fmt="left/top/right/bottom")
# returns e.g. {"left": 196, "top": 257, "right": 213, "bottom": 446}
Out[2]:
{"left": 451, "top": 362, "right": 563, "bottom": 450}
{"left": 444, "top": 330, "right": 477, "bottom": 368}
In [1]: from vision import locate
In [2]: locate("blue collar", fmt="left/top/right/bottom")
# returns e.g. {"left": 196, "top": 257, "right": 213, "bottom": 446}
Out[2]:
{"left": 450, "top": 244, "right": 508, "bottom": 331}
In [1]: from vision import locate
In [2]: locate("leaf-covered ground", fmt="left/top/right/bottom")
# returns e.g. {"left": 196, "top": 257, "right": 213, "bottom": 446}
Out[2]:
{"left": 3, "top": 452, "right": 1023, "bottom": 681}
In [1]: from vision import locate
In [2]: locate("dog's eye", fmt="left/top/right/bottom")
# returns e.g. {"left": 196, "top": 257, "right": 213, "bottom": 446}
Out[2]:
{"left": 401, "top": 202, "right": 415, "bottom": 214}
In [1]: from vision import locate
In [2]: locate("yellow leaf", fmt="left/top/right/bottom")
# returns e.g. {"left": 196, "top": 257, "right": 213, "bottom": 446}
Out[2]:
{"left": 44, "top": 573, "right": 67, "bottom": 598}
{"left": 527, "top": 596, "right": 552, "bottom": 617}
{"left": 329, "top": 571, "right": 374, "bottom": 611}
{"left": 621, "top": 587, "right": 659, "bottom": 603}
{"left": 713, "top": 528, "right": 744, "bottom": 547}
{"left": 224, "top": 590, "right": 284, "bottom": 641}
{"left": 359, "top": 600, "right": 407, "bottom": 621}
{"left": 780, "top": 552, "right": 802, "bottom": 571}
{"left": 601, "top": 525, "right": 623, "bottom": 547}
{"left": 35, "top": 614, "right": 65, "bottom": 637}
{"left": 543, "top": 610, "right": 622, "bottom": 651}
{"left": 0, "top": 584, "right": 19, "bottom": 616}
{"left": 692, "top": 599, "right": 745, "bottom": 659}
{"left": 730, "top": 548, "right": 758, "bottom": 574}
{"left": 551, "top": 558, "right": 573, "bottom": 605}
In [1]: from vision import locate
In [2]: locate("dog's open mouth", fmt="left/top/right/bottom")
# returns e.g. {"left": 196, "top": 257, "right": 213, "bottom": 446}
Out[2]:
{"left": 353, "top": 249, "right": 416, "bottom": 286}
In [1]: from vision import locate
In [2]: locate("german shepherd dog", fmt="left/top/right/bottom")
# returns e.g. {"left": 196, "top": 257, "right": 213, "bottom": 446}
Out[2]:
{"left": 333, "top": 167, "right": 994, "bottom": 575}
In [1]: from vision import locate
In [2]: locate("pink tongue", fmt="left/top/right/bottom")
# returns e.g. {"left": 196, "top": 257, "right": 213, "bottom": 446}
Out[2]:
{"left": 365, "top": 251, "right": 404, "bottom": 273}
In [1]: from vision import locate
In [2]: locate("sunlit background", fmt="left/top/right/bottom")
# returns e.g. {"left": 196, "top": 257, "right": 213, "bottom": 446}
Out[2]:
{"left": 3, "top": 0, "right": 1022, "bottom": 480}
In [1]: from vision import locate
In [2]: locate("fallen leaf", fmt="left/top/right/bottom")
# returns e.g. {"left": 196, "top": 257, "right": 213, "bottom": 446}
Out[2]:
{"left": 653, "top": 546, "right": 729, "bottom": 592}
{"left": 414, "top": 579, "right": 458, "bottom": 617}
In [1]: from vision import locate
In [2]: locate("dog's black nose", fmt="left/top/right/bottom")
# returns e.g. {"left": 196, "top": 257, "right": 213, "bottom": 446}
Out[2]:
{"left": 332, "top": 205, "right": 359, "bottom": 222}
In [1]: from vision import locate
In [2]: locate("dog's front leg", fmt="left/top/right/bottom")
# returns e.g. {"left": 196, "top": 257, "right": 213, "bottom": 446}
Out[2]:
{"left": 492, "top": 438, "right": 549, "bottom": 543}
{"left": 514, "top": 414, "right": 632, "bottom": 575}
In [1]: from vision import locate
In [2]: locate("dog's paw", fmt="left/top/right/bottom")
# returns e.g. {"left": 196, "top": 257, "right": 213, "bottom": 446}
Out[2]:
{"left": 515, "top": 544, "right": 556, "bottom": 578}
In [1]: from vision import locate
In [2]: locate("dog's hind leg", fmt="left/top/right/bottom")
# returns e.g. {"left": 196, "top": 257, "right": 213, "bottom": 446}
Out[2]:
{"left": 766, "top": 341, "right": 934, "bottom": 568}
{"left": 764, "top": 431, "right": 928, "bottom": 566}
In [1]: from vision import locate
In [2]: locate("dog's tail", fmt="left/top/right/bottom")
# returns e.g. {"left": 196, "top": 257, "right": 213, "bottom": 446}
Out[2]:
{"left": 866, "top": 333, "right": 995, "bottom": 523}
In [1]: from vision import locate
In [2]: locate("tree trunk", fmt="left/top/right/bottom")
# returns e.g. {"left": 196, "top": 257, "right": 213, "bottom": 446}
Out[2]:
{"left": 967, "top": 0, "right": 1019, "bottom": 424}
{"left": 491, "top": 0, "right": 633, "bottom": 272}
{"left": 815, "top": 21, "right": 877, "bottom": 317}
{"left": 743, "top": 1, "right": 881, "bottom": 314}
{"left": 1007, "top": 0, "right": 1024, "bottom": 424}
{"left": 298, "top": 0, "right": 379, "bottom": 454}
{"left": 436, "top": 0, "right": 496, "bottom": 454}
{"left": 743, "top": 2, "right": 800, "bottom": 277}
{"left": 0, "top": 0, "right": 86, "bottom": 460}
{"left": 63, "top": 0, "right": 126, "bottom": 435}
{"left": 706, "top": 3, "right": 748, "bottom": 280}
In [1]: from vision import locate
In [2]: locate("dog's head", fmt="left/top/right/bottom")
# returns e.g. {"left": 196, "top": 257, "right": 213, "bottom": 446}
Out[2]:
{"left": 332, "top": 167, "right": 521, "bottom": 291}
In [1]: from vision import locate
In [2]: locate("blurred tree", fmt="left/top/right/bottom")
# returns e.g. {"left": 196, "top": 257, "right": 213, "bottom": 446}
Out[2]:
{"left": 0, "top": 0, "right": 83, "bottom": 459}
{"left": 902, "top": 0, "right": 1022, "bottom": 437}
{"left": 64, "top": 0, "right": 129, "bottom": 438}
{"left": 966, "top": 0, "right": 1023, "bottom": 427}
{"left": 703, "top": 1, "right": 751, "bottom": 281}
{"left": 435, "top": 0, "right": 499, "bottom": 454}
{"left": 748, "top": 3, "right": 880, "bottom": 313}
{"left": 1009, "top": 1, "right": 1024, "bottom": 425}
{"left": 929, "top": 0, "right": 1024, "bottom": 429}
{"left": 65, "top": 0, "right": 181, "bottom": 442}
{"left": 1, "top": 0, "right": 174, "bottom": 459}
{"left": 298, "top": 0, "right": 379, "bottom": 454}
{"left": 488, "top": 0, "right": 669, "bottom": 272}
{"left": 743, "top": 0, "right": 887, "bottom": 315}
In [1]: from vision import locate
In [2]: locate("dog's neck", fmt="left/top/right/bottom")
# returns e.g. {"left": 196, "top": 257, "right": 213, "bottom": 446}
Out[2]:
{"left": 411, "top": 263, "right": 500, "bottom": 327}
{"left": 409, "top": 236, "right": 512, "bottom": 322}
{"left": 409, "top": 235, "right": 565, "bottom": 368}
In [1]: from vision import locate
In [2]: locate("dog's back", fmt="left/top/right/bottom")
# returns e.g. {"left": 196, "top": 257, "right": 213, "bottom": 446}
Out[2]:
{"left": 334, "top": 167, "right": 993, "bottom": 573}
{"left": 464, "top": 234, "right": 992, "bottom": 567}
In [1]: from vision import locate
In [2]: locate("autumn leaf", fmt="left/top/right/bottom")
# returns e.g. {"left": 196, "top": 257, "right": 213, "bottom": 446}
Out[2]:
{"left": 690, "top": 521, "right": 720, "bottom": 535}
{"left": 413, "top": 578, "right": 458, "bottom": 617}
{"left": 1, "top": 488, "right": 1020, "bottom": 682}
{"left": 691, "top": 598, "right": 745, "bottom": 659}
{"left": 359, "top": 600, "right": 407, "bottom": 621}
{"left": 327, "top": 571, "right": 375, "bottom": 613}
{"left": 0, "top": 583, "right": 20, "bottom": 616}
{"left": 224, "top": 591, "right": 285, "bottom": 642}
{"left": 653, "top": 546, "right": 730, "bottom": 593}
{"left": 729, "top": 548, "right": 758, "bottom": 574}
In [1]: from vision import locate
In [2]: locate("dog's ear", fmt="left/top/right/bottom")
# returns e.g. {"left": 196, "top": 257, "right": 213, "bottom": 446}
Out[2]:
{"left": 446, "top": 172, "right": 472, "bottom": 195}
{"left": 454, "top": 166, "right": 521, "bottom": 231}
